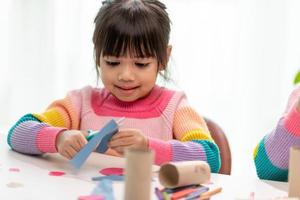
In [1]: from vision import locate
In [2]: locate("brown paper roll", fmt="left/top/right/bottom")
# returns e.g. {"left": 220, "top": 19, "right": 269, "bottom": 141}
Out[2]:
{"left": 288, "top": 147, "right": 300, "bottom": 198}
{"left": 124, "top": 149, "right": 154, "bottom": 200}
{"left": 159, "top": 160, "right": 211, "bottom": 188}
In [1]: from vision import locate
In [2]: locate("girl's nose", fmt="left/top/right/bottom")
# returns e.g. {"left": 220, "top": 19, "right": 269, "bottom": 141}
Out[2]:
{"left": 118, "top": 65, "right": 135, "bottom": 82}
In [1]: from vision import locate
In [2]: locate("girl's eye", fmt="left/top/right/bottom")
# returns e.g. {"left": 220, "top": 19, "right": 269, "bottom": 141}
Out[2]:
{"left": 105, "top": 61, "right": 120, "bottom": 66}
{"left": 135, "top": 63, "right": 149, "bottom": 68}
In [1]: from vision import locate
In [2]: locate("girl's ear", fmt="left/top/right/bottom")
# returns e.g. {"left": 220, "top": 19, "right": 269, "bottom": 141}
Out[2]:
{"left": 159, "top": 45, "right": 172, "bottom": 71}
{"left": 166, "top": 45, "right": 172, "bottom": 61}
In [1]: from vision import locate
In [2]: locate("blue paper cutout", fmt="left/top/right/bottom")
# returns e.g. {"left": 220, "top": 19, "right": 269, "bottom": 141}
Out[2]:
{"left": 92, "top": 179, "right": 115, "bottom": 200}
{"left": 70, "top": 120, "right": 119, "bottom": 169}
{"left": 92, "top": 175, "right": 125, "bottom": 181}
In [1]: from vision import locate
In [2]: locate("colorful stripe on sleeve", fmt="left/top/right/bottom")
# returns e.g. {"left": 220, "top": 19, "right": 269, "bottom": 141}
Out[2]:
{"left": 254, "top": 136, "right": 288, "bottom": 181}
{"left": 148, "top": 106, "right": 221, "bottom": 173}
{"left": 254, "top": 106, "right": 300, "bottom": 181}
{"left": 172, "top": 106, "right": 220, "bottom": 173}
{"left": 7, "top": 114, "right": 50, "bottom": 154}
{"left": 7, "top": 91, "right": 81, "bottom": 154}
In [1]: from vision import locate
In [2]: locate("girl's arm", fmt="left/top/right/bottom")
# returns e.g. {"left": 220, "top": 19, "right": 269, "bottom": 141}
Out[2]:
{"left": 254, "top": 86, "right": 300, "bottom": 181}
{"left": 148, "top": 99, "right": 221, "bottom": 173}
{"left": 7, "top": 89, "right": 83, "bottom": 155}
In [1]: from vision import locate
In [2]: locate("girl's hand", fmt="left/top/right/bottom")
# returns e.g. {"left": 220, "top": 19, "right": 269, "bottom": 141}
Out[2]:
{"left": 55, "top": 130, "right": 88, "bottom": 159}
{"left": 108, "top": 129, "right": 148, "bottom": 155}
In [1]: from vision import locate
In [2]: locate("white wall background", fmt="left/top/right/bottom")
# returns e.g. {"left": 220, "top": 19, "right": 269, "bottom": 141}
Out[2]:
{"left": 1, "top": 0, "right": 300, "bottom": 178}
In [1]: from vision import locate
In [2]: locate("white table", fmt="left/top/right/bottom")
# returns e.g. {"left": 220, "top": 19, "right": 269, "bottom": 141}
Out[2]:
{"left": 0, "top": 133, "right": 289, "bottom": 200}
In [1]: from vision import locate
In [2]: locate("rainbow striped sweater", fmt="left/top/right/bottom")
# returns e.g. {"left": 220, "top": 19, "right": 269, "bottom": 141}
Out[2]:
{"left": 254, "top": 85, "right": 300, "bottom": 181}
{"left": 7, "top": 85, "right": 220, "bottom": 172}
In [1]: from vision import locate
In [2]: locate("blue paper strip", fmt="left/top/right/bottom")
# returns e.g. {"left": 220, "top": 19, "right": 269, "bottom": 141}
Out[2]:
{"left": 70, "top": 120, "right": 118, "bottom": 169}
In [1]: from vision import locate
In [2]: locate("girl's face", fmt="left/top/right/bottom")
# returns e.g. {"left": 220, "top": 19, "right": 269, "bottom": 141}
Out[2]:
{"left": 99, "top": 54, "right": 161, "bottom": 102}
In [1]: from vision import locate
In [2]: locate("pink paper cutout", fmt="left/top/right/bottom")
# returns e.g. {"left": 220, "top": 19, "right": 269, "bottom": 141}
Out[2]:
{"left": 99, "top": 167, "right": 124, "bottom": 176}
{"left": 78, "top": 195, "right": 104, "bottom": 200}
{"left": 48, "top": 171, "right": 66, "bottom": 176}
{"left": 9, "top": 168, "right": 20, "bottom": 172}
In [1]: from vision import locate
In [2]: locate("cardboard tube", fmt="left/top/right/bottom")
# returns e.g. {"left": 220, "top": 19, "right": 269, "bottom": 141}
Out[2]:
{"left": 159, "top": 161, "right": 211, "bottom": 188}
{"left": 124, "top": 149, "right": 154, "bottom": 200}
{"left": 288, "top": 146, "right": 300, "bottom": 198}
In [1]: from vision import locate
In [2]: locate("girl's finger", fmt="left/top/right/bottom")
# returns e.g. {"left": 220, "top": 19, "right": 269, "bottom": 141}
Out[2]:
{"left": 113, "top": 146, "right": 126, "bottom": 154}
{"left": 65, "top": 146, "right": 78, "bottom": 158}
{"left": 61, "top": 150, "right": 72, "bottom": 160}
{"left": 109, "top": 137, "right": 135, "bottom": 147}
{"left": 77, "top": 139, "right": 86, "bottom": 149}
{"left": 111, "top": 131, "right": 134, "bottom": 140}
{"left": 77, "top": 134, "right": 88, "bottom": 147}
{"left": 71, "top": 141, "right": 81, "bottom": 152}
{"left": 81, "top": 130, "right": 90, "bottom": 137}
{"left": 76, "top": 139, "right": 83, "bottom": 149}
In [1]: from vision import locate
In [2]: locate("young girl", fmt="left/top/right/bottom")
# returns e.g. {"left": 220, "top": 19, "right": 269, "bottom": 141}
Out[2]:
{"left": 7, "top": 0, "right": 221, "bottom": 172}
{"left": 254, "top": 85, "right": 300, "bottom": 181}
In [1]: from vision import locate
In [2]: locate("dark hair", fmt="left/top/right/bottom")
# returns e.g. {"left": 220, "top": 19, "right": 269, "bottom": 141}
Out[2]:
{"left": 93, "top": 0, "right": 171, "bottom": 81}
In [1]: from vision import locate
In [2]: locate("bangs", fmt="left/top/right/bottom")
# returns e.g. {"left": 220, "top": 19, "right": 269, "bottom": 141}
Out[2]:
{"left": 101, "top": 22, "right": 158, "bottom": 59}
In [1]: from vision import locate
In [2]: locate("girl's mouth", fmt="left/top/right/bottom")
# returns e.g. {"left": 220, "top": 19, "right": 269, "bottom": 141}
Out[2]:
{"left": 115, "top": 85, "right": 139, "bottom": 95}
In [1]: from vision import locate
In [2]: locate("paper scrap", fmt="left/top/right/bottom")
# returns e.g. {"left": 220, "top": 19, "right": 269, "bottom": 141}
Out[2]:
{"left": 99, "top": 168, "right": 124, "bottom": 176}
{"left": 48, "top": 171, "right": 66, "bottom": 176}
{"left": 9, "top": 168, "right": 20, "bottom": 172}
{"left": 78, "top": 195, "right": 104, "bottom": 200}
{"left": 6, "top": 182, "right": 23, "bottom": 188}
